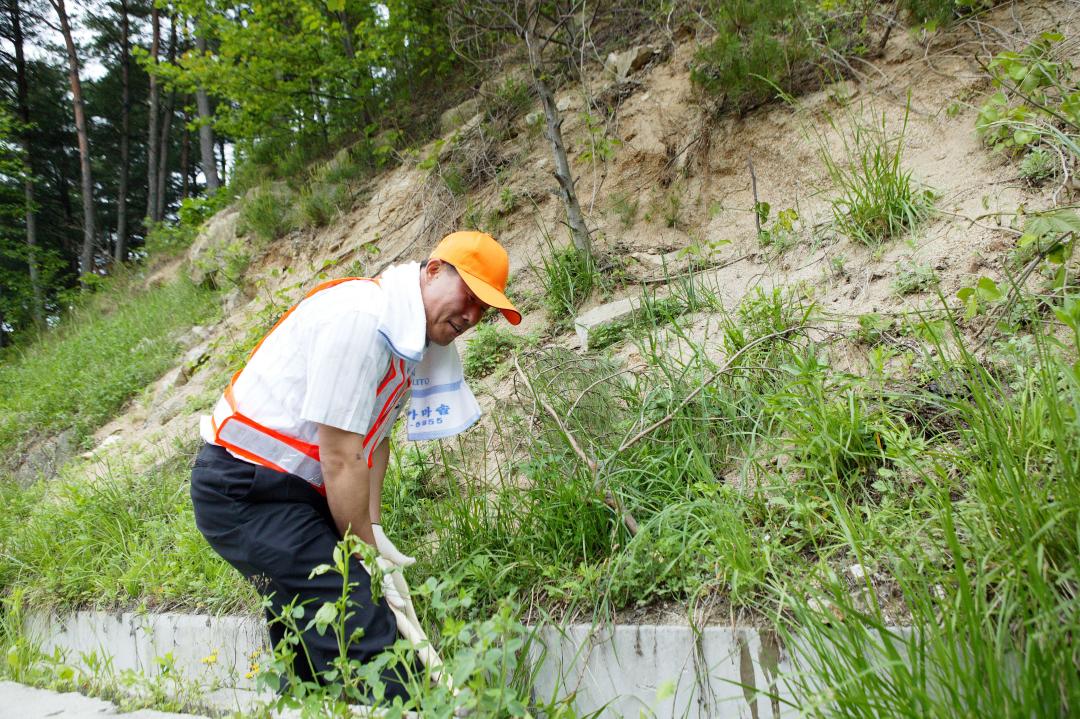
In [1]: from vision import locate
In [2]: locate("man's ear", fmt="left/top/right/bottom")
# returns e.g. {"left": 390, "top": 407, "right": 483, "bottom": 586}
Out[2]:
{"left": 423, "top": 258, "right": 444, "bottom": 281}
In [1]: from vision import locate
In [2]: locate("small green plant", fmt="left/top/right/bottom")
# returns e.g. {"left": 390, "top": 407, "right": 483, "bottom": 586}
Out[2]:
{"left": 828, "top": 253, "right": 848, "bottom": 279}
{"left": 976, "top": 32, "right": 1079, "bottom": 163}
{"left": 608, "top": 192, "right": 639, "bottom": 228}
{"left": 823, "top": 107, "right": 934, "bottom": 246}
{"left": 1019, "top": 146, "right": 1057, "bottom": 184}
{"left": 957, "top": 276, "right": 1003, "bottom": 319}
{"left": 649, "top": 188, "right": 684, "bottom": 230}
{"left": 580, "top": 111, "right": 621, "bottom": 163}
{"left": 892, "top": 262, "right": 939, "bottom": 295}
{"left": 538, "top": 242, "right": 596, "bottom": 325}
{"left": 757, "top": 203, "right": 801, "bottom": 253}
{"left": 462, "top": 324, "right": 522, "bottom": 379}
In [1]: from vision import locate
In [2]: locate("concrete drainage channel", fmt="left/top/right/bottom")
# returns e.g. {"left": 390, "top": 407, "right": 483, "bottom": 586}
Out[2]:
{"left": 25, "top": 611, "right": 808, "bottom": 718}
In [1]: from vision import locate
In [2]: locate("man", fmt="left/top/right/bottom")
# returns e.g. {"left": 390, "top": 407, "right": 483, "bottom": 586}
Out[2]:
{"left": 189, "top": 231, "right": 521, "bottom": 702}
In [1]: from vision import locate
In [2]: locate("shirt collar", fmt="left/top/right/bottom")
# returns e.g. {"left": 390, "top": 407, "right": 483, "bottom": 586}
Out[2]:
{"left": 376, "top": 261, "right": 427, "bottom": 362}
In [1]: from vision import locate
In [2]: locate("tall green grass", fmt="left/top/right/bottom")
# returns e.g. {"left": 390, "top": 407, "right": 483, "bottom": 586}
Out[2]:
{"left": 0, "top": 273, "right": 220, "bottom": 456}
{"left": 772, "top": 320, "right": 1080, "bottom": 716}
{"left": 0, "top": 446, "right": 253, "bottom": 614}
{"left": 822, "top": 108, "right": 934, "bottom": 247}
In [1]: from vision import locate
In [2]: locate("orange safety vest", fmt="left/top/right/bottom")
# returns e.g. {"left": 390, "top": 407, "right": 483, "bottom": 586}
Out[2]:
{"left": 208, "top": 277, "right": 412, "bottom": 494}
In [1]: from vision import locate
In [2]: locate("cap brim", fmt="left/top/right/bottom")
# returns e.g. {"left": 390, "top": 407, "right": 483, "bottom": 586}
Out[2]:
{"left": 457, "top": 268, "right": 522, "bottom": 325}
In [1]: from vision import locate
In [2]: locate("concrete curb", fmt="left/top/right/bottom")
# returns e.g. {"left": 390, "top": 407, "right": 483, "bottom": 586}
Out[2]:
{"left": 26, "top": 610, "right": 810, "bottom": 718}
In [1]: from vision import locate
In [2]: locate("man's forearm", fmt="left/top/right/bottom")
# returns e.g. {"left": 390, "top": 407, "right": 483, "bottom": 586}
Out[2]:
{"left": 322, "top": 454, "right": 376, "bottom": 545}
{"left": 368, "top": 439, "right": 390, "bottom": 524}
{"left": 318, "top": 424, "right": 381, "bottom": 546}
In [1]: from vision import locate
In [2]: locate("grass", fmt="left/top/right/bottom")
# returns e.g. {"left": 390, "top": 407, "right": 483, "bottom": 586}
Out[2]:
{"left": 0, "top": 273, "right": 220, "bottom": 456}
{"left": 2, "top": 267, "right": 1078, "bottom": 716}
{"left": 822, "top": 107, "right": 935, "bottom": 247}
{"left": 0, "top": 445, "right": 255, "bottom": 614}
{"left": 538, "top": 241, "right": 597, "bottom": 327}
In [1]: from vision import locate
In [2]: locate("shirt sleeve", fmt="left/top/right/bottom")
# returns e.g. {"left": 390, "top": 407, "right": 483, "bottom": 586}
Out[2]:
{"left": 300, "top": 308, "right": 388, "bottom": 435}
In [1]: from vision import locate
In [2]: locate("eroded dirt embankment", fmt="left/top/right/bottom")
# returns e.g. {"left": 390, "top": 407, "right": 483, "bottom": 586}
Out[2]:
{"left": 68, "top": 0, "right": 1078, "bottom": 492}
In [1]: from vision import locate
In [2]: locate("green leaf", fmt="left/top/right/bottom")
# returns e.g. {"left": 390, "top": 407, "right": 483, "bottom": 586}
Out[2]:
{"left": 313, "top": 602, "right": 338, "bottom": 635}
{"left": 326, "top": 0, "right": 344, "bottom": 10}
{"left": 976, "top": 277, "right": 1002, "bottom": 301}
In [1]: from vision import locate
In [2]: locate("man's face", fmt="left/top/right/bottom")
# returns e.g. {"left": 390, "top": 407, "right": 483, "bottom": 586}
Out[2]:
{"left": 420, "top": 260, "right": 491, "bottom": 346}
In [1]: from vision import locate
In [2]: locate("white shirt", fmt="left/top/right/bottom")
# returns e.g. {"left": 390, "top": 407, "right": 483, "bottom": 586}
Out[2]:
{"left": 200, "top": 274, "right": 422, "bottom": 450}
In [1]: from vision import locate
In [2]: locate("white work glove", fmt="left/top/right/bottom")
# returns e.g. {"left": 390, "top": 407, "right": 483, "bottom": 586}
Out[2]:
{"left": 372, "top": 523, "right": 416, "bottom": 567}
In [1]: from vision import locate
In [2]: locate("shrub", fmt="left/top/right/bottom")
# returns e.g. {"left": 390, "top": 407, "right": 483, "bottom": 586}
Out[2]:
{"left": 237, "top": 182, "right": 297, "bottom": 243}
{"left": 297, "top": 181, "right": 351, "bottom": 228}
{"left": 690, "top": 0, "right": 864, "bottom": 113}
{"left": 461, "top": 324, "right": 522, "bottom": 379}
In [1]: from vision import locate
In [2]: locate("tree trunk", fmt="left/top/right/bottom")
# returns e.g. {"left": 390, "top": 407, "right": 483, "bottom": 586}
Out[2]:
{"left": 154, "top": 16, "right": 176, "bottom": 221}
{"left": 51, "top": 0, "right": 96, "bottom": 283}
{"left": 337, "top": 10, "right": 355, "bottom": 59}
{"left": 180, "top": 101, "right": 190, "bottom": 200}
{"left": 145, "top": 5, "right": 160, "bottom": 224}
{"left": 115, "top": 0, "right": 131, "bottom": 264}
{"left": 523, "top": 18, "right": 590, "bottom": 256}
{"left": 194, "top": 33, "right": 219, "bottom": 192}
{"left": 156, "top": 90, "right": 174, "bottom": 219}
{"left": 9, "top": 0, "right": 43, "bottom": 325}
{"left": 217, "top": 136, "right": 226, "bottom": 184}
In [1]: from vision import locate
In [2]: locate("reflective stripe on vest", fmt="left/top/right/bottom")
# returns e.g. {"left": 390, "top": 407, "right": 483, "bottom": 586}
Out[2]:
{"left": 209, "top": 277, "right": 412, "bottom": 494}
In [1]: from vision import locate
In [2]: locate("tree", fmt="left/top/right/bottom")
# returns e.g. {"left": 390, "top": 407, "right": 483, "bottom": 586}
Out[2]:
{"left": 193, "top": 30, "right": 217, "bottom": 191}
{"left": 115, "top": 0, "right": 131, "bottom": 262}
{"left": 4, "top": 0, "right": 42, "bottom": 324}
{"left": 450, "top": 0, "right": 592, "bottom": 256}
{"left": 47, "top": 0, "right": 96, "bottom": 282}
{"left": 144, "top": 2, "right": 159, "bottom": 223}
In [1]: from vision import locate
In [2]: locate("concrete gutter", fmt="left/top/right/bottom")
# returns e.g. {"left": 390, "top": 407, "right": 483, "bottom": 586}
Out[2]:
{"left": 25, "top": 610, "right": 808, "bottom": 718}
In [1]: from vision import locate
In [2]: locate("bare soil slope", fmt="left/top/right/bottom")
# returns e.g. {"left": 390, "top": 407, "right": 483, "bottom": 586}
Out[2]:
{"left": 75, "top": 0, "right": 1078, "bottom": 487}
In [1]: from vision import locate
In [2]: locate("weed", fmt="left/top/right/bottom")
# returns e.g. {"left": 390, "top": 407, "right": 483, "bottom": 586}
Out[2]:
{"left": 758, "top": 204, "right": 801, "bottom": 254}
{"left": 237, "top": 182, "right": 297, "bottom": 243}
{"left": 822, "top": 107, "right": 935, "bottom": 246}
{"left": 652, "top": 189, "right": 684, "bottom": 230}
{"left": 538, "top": 242, "right": 596, "bottom": 326}
{"left": 608, "top": 192, "right": 639, "bottom": 228}
{"left": 892, "top": 263, "right": 939, "bottom": 295}
{"left": 828, "top": 253, "right": 848, "bottom": 279}
{"left": 1019, "top": 146, "right": 1057, "bottom": 184}
{"left": 580, "top": 111, "right": 621, "bottom": 164}
{"left": 976, "top": 32, "right": 1079, "bottom": 168}
{"left": 461, "top": 324, "right": 522, "bottom": 379}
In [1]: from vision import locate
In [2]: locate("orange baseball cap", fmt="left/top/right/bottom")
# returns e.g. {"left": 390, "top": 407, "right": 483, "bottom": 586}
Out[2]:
{"left": 430, "top": 231, "right": 522, "bottom": 325}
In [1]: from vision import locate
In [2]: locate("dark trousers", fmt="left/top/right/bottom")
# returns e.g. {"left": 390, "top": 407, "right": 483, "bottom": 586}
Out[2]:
{"left": 189, "top": 442, "right": 412, "bottom": 703}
